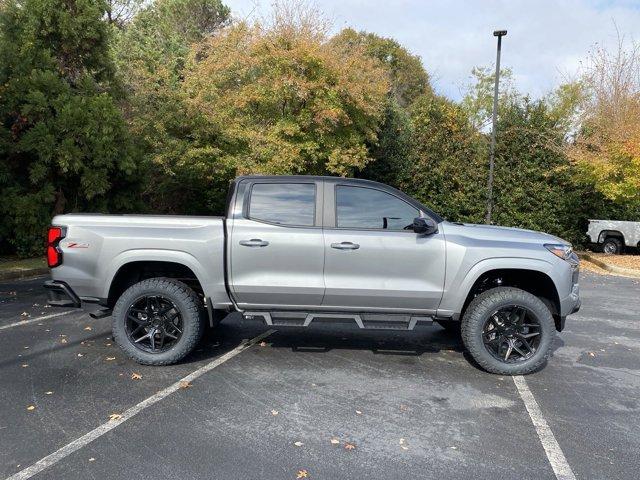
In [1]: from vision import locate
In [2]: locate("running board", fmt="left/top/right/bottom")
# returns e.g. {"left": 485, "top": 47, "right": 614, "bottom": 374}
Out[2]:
{"left": 243, "top": 311, "right": 433, "bottom": 331}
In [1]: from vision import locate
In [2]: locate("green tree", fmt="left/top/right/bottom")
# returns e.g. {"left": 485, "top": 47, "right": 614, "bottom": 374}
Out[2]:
{"left": 112, "top": 0, "right": 231, "bottom": 214}
{"left": 399, "top": 95, "right": 486, "bottom": 223}
{"left": 332, "top": 28, "right": 432, "bottom": 107}
{"left": 0, "top": 0, "right": 137, "bottom": 256}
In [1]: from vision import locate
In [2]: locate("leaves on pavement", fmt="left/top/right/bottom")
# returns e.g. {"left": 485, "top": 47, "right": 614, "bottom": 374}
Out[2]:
{"left": 296, "top": 470, "right": 308, "bottom": 478}
{"left": 109, "top": 413, "right": 122, "bottom": 421}
{"left": 179, "top": 380, "right": 192, "bottom": 389}
{"left": 344, "top": 442, "right": 356, "bottom": 450}
{"left": 131, "top": 372, "right": 142, "bottom": 380}
{"left": 26, "top": 405, "right": 35, "bottom": 411}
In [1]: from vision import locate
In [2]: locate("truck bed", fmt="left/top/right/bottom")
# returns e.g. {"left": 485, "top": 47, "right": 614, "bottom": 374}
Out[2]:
{"left": 50, "top": 214, "right": 230, "bottom": 307}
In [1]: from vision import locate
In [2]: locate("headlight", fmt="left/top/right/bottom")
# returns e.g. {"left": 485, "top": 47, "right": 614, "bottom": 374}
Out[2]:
{"left": 544, "top": 243, "right": 573, "bottom": 261}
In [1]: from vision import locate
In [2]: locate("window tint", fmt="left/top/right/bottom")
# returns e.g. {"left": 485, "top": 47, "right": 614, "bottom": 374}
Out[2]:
{"left": 249, "top": 183, "right": 315, "bottom": 226}
{"left": 336, "top": 185, "right": 418, "bottom": 230}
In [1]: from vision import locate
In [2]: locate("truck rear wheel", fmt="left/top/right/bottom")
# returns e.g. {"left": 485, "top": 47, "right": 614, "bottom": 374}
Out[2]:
{"left": 461, "top": 287, "right": 555, "bottom": 375}
{"left": 602, "top": 237, "right": 622, "bottom": 255}
{"left": 112, "top": 277, "right": 205, "bottom": 365}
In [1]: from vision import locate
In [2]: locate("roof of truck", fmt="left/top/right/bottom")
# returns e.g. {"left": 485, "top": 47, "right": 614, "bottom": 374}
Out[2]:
{"left": 233, "top": 175, "right": 443, "bottom": 222}
{"left": 234, "top": 175, "right": 385, "bottom": 185}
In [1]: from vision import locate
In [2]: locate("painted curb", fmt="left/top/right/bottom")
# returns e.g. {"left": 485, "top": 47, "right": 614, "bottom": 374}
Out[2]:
{"left": 579, "top": 253, "right": 640, "bottom": 278}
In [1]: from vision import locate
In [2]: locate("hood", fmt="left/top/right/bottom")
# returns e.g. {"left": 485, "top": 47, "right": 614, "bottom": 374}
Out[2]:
{"left": 444, "top": 221, "right": 568, "bottom": 245}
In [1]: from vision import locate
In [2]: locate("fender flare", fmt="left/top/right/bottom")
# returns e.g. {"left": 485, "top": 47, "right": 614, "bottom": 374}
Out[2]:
{"left": 101, "top": 249, "right": 208, "bottom": 300}
{"left": 438, "top": 257, "right": 558, "bottom": 317}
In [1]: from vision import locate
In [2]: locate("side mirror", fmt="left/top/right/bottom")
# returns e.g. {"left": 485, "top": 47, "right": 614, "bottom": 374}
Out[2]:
{"left": 412, "top": 217, "right": 438, "bottom": 235}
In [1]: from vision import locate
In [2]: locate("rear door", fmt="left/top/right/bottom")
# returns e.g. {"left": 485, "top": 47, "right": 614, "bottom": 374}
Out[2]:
{"left": 321, "top": 182, "right": 446, "bottom": 313}
{"left": 229, "top": 179, "right": 325, "bottom": 308}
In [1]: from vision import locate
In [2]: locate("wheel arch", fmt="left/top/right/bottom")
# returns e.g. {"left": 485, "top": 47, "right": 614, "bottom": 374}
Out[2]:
{"left": 104, "top": 251, "right": 208, "bottom": 308}
{"left": 440, "top": 258, "right": 563, "bottom": 331}
{"left": 598, "top": 230, "right": 625, "bottom": 245}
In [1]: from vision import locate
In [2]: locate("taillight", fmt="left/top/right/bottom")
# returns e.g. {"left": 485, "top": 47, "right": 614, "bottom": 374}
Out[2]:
{"left": 46, "top": 226, "right": 66, "bottom": 268}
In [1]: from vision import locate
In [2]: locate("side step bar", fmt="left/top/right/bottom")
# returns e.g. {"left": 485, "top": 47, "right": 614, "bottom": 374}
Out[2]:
{"left": 243, "top": 311, "right": 433, "bottom": 331}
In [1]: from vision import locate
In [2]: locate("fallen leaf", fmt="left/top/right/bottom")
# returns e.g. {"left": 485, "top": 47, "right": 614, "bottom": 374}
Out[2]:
{"left": 450, "top": 446, "right": 457, "bottom": 450}
{"left": 271, "top": 409, "right": 279, "bottom": 416}
{"left": 588, "top": 352, "right": 596, "bottom": 357}
{"left": 88, "top": 457, "right": 95, "bottom": 462}
{"left": 355, "top": 410, "right": 362, "bottom": 415}
{"left": 131, "top": 372, "right": 142, "bottom": 380}
{"left": 296, "top": 470, "right": 308, "bottom": 479}
{"left": 109, "top": 413, "right": 122, "bottom": 421}
{"left": 26, "top": 405, "right": 35, "bottom": 411}
{"left": 106, "top": 357, "right": 116, "bottom": 361}
{"left": 179, "top": 380, "right": 191, "bottom": 389}
{"left": 399, "top": 438, "right": 408, "bottom": 450}
{"left": 45, "top": 391, "right": 53, "bottom": 395}
{"left": 77, "top": 353, "right": 83, "bottom": 357}
{"left": 294, "top": 441, "right": 304, "bottom": 447}
{"left": 33, "top": 303, "right": 40, "bottom": 307}
{"left": 401, "top": 445, "right": 409, "bottom": 450}
{"left": 84, "top": 326, "right": 92, "bottom": 331}
{"left": 259, "top": 341, "right": 267, "bottom": 347}
{"left": 330, "top": 438, "right": 340, "bottom": 445}
{"left": 21, "top": 312, "right": 29, "bottom": 316}
{"left": 21, "top": 364, "right": 28, "bottom": 368}
{"left": 344, "top": 442, "right": 356, "bottom": 450}
{"left": 23, "top": 346, "right": 29, "bottom": 349}
{"left": 60, "top": 338, "right": 67, "bottom": 344}
{"left": 399, "top": 404, "right": 409, "bottom": 412}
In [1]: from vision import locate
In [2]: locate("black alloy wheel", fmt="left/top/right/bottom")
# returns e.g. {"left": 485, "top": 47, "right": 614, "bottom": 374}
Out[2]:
{"left": 125, "top": 295, "right": 184, "bottom": 353}
{"left": 482, "top": 305, "right": 541, "bottom": 363}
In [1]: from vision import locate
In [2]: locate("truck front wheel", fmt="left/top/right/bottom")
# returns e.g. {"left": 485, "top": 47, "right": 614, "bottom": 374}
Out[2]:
{"left": 461, "top": 287, "right": 555, "bottom": 375}
{"left": 112, "top": 277, "right": 205, "bottom": 365}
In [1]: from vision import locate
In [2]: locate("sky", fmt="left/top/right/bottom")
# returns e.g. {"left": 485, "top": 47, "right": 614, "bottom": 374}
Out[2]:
{"left": 225, "top": 0, "right": 640, "bottom": 101}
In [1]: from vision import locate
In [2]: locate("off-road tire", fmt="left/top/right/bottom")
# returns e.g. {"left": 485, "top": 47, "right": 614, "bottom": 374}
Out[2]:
{"left": 461, "top": 287, "right": 555, "bottom": 375}
{"left": 602, "top": 237, "right": 622, "bottom": 255}
{"left": 112, "top": 277, "right": 205, "bottom": 365}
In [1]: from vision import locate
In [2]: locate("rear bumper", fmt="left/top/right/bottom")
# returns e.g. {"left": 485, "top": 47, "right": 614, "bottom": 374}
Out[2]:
{"left": 44, "top": 280, "right": 81, "bottom": 308}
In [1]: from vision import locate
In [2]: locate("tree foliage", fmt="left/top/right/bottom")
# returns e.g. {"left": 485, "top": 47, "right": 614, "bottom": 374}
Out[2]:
{"left": 568, "top": 39, "right": 640, "bottom": 202}
{"left": 0, "top": 0, "right": 137, "bottom": 256}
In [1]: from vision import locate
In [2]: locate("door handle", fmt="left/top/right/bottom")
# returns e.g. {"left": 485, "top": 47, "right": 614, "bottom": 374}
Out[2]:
{"left": 331, "top": 242, "right": 360, "bottom": 250}
{"left": 239, "top": 239, "right": 269, "bottom": 247}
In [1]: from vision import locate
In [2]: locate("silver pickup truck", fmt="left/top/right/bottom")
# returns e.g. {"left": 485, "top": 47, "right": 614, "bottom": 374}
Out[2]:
{"left": 45, "top": 175, "right": 580, "bottom": 375}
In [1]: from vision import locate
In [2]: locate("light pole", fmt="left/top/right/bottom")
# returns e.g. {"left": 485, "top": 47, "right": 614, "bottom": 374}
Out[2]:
{"left": 485, "top": 29, "right": 507, "bottom": 225}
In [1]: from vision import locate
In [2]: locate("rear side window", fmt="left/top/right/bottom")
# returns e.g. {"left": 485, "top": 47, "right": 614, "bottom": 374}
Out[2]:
{"left": 249, "top": 183, "right": 316, "bottom": 226}
{"left": 336, "top": 185, "right": 418, "bottom": 230}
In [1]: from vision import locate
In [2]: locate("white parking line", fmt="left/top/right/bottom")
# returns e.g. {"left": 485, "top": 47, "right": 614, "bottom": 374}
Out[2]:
{"left": 513, "top": 375, "right": 577, "bottom": 480}
{"left": 0, "top": 311, "right": 73, "bottom": 332}
{"left": 5, "top": 329, "right": 275, "bottom": 480}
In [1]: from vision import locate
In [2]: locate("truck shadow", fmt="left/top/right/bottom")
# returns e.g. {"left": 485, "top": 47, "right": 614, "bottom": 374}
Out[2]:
{"left": 207, "top": 317, "right": 466, "bottom": 359}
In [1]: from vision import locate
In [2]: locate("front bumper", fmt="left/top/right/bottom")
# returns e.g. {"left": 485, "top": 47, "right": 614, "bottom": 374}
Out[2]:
{"left": 44, "top": 280, "right": 81, "bottom": 308}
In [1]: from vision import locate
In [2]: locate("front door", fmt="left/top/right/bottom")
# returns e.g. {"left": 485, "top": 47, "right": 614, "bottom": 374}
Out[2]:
{"left": 322, "top": 183, "right": 446, "bottom": 312}
{"left": 229, "top": 180, "right": 325, "bottom": 308}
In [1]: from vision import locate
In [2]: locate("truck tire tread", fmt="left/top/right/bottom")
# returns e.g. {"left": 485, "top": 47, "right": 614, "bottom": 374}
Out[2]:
{"left": 112, "top": 277, "right": 205, "bottom": 366}
{"left": 461, "top": 287, "right": 555, "bottom": 375}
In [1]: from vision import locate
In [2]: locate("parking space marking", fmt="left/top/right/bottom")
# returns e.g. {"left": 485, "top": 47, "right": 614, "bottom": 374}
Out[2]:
{"left": 0, "top": 311, "right": 72, "bottom": 332}
{"left": 513, "top": 375, "right": 576, "bottom": 480}
{"left": 5, "top": 329, "right": 275, "bottom": 480}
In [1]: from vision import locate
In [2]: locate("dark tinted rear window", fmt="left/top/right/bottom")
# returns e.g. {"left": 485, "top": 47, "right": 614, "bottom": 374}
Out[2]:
{"left": 249, "top": 183, "right": 315, "bottom": 226}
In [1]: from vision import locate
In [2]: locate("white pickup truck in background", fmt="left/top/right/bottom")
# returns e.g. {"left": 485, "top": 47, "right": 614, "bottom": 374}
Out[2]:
{"left": 587, "top": 219, "right": 640, "bottom": 254}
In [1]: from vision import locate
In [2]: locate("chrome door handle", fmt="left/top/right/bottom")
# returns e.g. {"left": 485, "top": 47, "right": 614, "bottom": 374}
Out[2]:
{"left": 239, "top": 239, "right": 269, "bottom": 247}
{"left": 331, "top": 242, "right": 360, "bottom": 250}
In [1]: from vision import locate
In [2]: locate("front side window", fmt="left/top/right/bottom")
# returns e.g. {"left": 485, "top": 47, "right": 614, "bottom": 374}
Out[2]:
{"left": 249, "top": 183, "right": 315, "bottom": 226}
{"left": 335, "top": 185, "right": 419, "bottom": 230}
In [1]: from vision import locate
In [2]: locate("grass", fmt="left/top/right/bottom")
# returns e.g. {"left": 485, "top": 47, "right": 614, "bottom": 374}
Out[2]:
{"left": 0, "top": 256, "right": 47, "bottom": 272}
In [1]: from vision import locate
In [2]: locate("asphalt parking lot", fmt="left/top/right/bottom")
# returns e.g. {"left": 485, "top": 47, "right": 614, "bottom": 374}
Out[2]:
{"left": 1, "top": 271, "right": 639, "bottom": 480}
